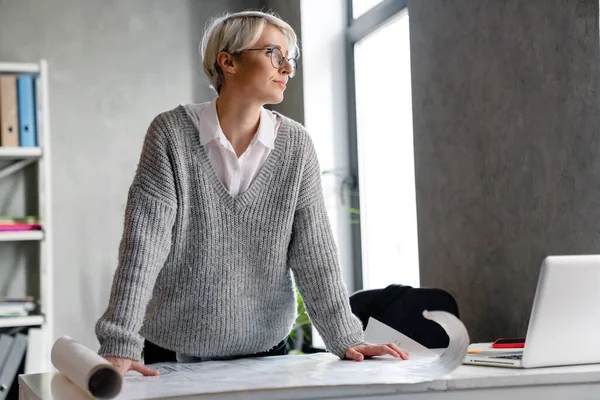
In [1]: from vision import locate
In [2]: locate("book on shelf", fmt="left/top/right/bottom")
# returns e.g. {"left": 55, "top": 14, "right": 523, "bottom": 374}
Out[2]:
{"left": 0, "top": 216, "right": 42, "bottom": 232}
{"left": 0, "top": 296, "right": 38, "bottom": 318}
{"left": 0, "top": 72, "right": 38, "bottom": 148}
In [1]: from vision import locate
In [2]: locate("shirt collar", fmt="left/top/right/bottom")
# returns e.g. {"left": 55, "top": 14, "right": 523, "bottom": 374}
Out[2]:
{"left": 198, "top": 97, "right": 276, "bottom": 149}
{"left": 255, "top": 107, "right": 276, "bottom": 149}
{"left": 197, "top": 98, "right": 222, "bottom": 146}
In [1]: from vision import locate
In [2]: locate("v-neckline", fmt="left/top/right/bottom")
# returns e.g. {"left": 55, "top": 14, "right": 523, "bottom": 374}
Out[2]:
{"left": 175, "top": 105, "right": 290, "bottom": 214}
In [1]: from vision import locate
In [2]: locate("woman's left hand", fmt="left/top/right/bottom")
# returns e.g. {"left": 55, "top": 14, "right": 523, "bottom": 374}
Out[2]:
{"left": 345, "top": 343, "right": 410, "bottom": 362}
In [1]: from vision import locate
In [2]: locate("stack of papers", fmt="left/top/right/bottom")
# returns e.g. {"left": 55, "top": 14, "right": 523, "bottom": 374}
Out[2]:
{"left": 50, "top": 310, "right": 470, "bottom": 399}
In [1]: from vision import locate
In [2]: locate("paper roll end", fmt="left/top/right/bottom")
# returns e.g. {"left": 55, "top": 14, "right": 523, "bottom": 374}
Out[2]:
{"left": 89, "top": 366, "right": 122, "bottom": 399}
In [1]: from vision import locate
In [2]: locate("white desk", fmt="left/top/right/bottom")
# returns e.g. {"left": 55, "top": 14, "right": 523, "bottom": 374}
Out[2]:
{"left": 18, "top": 362, "right": 600, "bottom": 400}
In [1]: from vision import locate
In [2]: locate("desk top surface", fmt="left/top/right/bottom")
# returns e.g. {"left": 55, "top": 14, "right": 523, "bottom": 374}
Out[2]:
{"left": 19, "top": 359, "right": 600, "bottom": 400}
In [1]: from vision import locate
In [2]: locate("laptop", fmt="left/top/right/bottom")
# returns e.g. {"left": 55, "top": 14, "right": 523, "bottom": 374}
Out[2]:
{"left": 464, "top": 255, "right": 600, "bottom": 368}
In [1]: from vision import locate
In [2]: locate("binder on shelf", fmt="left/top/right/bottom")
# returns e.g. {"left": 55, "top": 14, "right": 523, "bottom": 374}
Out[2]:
{"left": 17, "top": 75, "right": 37, "bottom": 147}
{"left": 0, "top": 335, "right": 12, "bottom": 373}
{"left": 25, "top": 328, "right": 43, "bottom": 374}
{"left": 0, "top": 75, "right": 19, "bottom": 147}
{"left": 0, "top": 333, "right": 27, "bottom": 400}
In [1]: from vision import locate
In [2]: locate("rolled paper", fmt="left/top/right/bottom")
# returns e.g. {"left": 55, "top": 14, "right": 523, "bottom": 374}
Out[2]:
{"left": 51, "top": 336, "right": 122, "bottom": 399}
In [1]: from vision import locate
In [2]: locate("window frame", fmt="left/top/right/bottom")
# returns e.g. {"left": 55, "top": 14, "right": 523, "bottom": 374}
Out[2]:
{"left": 345, "top": 0, "right": 408, "bottom": 290}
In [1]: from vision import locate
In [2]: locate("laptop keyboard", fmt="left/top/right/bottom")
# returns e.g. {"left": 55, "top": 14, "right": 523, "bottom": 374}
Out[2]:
{"left": 492, "top": 354, "right": 523, "bottom": 360}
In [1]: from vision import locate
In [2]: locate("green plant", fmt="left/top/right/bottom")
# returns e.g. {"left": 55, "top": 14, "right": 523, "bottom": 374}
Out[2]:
{"left": 347, "top": 207, "right": 361, "bottom": 224}
{"left": 320, "top": 169, "right": 361, "bottom": 224}
{"left": 288, "top": 287, "right": 311, "bottom": 354}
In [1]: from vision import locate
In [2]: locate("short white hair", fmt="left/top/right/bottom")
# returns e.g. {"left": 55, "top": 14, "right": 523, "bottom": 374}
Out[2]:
{"left": 200, "top": 10, "right": 299, "bottom": 94}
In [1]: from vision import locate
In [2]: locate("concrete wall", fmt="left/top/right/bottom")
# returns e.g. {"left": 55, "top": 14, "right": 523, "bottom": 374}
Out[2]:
{"left": 264, "top": 0, "right": 304, "bottom": 124}
{"left": 0, "top": 0, "right": 261, "bottom": 350}
{"left": 409, "top": 0, "right": 600, "bottom": 342}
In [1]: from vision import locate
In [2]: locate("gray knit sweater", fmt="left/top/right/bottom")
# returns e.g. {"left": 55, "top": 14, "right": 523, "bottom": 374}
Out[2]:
{"left": 95, "top": 106, "right": 365, "bottom": 361}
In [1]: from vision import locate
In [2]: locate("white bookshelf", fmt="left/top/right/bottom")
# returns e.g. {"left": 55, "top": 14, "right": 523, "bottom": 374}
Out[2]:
{"left": 0, "top": 231, "right": 44, "bottom": 241}
{"left": 0, "top": 147, "right": 42, "bottom": 159}
{"left": 0, "top": 315, "right": 44, "bottom": 329}
{"left": 0, "top": 59, "right": 53, "bottom": 373}
{"left": 0, "top": 62, "right": 40, "bottom": 74}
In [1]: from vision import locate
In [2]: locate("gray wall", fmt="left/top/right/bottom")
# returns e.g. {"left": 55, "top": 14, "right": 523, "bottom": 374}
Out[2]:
{"left": 0, "top": 0, "right": 262, "bottom": 350}
{"left": 264, "top": 0, "right": 304, "bottom": 124}
{"left": 409, "top": 0, "right": 600, "bottom": 342}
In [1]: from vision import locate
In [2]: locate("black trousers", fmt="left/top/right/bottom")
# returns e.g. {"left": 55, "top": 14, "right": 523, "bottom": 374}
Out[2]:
{"left": 144, "top": 338, "right": 288, "bottom": 365}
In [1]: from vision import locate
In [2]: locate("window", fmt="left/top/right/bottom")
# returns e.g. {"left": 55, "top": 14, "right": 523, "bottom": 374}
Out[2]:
{"left": 352, "top": 0, "right": 385, "bottom": 19}
{"left": 348, "top": 1, "right": 419, "bottom": 289}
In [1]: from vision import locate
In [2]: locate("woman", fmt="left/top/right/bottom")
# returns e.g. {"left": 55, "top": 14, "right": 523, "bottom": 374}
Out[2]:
{"left": 96, "top": 10, "right": 409, "bottom": 376}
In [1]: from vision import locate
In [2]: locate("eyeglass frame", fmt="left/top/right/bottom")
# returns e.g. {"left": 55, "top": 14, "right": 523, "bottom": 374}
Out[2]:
{"left": 240, "top": 47, "right": 297, "bottom": 78}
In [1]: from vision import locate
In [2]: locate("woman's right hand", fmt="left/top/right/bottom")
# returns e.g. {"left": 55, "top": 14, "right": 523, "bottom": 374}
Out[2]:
{"left": 104, "top": 356, "right": 160, "bottom": 376}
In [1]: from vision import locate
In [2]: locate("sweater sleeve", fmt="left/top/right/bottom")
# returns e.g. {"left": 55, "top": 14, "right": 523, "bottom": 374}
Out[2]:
{"left": 95, "top": 115, "right": 178, "bottom": 361}
{"left": 287, "top": 136, "right": 365, "bottom": 359}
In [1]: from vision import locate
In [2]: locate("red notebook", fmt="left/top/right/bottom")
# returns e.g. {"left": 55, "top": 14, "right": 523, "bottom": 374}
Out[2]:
{"left": 0, "top": 224, "right": 42, "bottom": 231}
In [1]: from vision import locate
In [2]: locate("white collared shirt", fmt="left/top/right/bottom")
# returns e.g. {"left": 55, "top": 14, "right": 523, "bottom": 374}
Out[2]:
{"left": 184, "top": 98, "right": 280, "bottom": 197}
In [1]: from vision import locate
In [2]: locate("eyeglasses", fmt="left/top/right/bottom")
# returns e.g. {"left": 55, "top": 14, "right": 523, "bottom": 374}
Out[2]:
{"left": 244, "top": 47, "right": 297, "bottom": 78}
